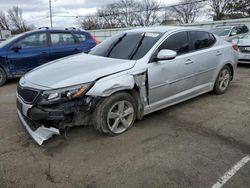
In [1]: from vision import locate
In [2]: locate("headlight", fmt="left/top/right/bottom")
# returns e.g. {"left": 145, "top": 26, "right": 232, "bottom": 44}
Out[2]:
{"left": 36, "top": 83, "right": 93, "bottom": 105}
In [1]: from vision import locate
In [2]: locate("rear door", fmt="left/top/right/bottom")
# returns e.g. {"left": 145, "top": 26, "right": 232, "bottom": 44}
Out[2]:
{"left": 188, "top": 31, "right": 220, "bottom": 88}
{"left": 49, "top": 31, "right": 80, "bottom": 61}
{"left": 73, "top": 32, "right": 96, "bottom": 52}
{"left": 7, "top": 32, "right": 50, "bottom": 75}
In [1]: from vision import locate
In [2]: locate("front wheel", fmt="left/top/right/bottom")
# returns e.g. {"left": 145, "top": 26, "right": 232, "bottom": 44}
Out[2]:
{"left": 93, "top": 92, "right": 137, "bottom": 135}
{"left": 213, "top": 65, "right": 231, "bottom": 94}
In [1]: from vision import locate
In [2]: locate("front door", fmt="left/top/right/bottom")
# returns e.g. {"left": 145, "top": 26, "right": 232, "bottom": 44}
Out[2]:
{"left": 147, "top": 31, "right": 196, "bottom": 108}
{"left": 7, "top": 32, "right": 50, "bottom": 75}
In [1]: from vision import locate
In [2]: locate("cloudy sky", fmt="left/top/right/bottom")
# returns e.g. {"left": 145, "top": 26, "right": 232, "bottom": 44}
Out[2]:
{"left": 0, "top": 0, "right": 180, "bottom": 28}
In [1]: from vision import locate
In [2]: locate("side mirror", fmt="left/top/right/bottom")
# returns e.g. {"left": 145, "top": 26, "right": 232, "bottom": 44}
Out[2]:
{"left": 11, "top": 45, "right": 22, "bottom": 52}
{"left": 156, "top": 49, "right": 177, "bottom": 61}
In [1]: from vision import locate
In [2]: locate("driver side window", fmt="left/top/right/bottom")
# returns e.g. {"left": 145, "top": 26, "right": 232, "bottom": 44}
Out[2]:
{"left": 158, "top": 31, "right": 189, "bottom": 55}
{"left": 16, "top": 33, "right": 48, "bottom": 49}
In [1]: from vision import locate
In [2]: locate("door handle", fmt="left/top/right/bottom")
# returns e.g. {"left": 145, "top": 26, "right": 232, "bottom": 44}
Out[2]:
{"left": 185, "top": 59, "right": 194, "bottom": 65}
{"left": 216, "top": 51, "right": 222, "bottom": 56}
{"left": 74, "top": 48, "right": 80, "bottom": 52}
{"left": 41, "top": 52, "right": 47, "bottom": 54}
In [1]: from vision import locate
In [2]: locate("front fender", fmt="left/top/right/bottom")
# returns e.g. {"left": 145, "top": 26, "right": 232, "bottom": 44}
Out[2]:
{"left": 86, "top": 73, "right": 135, "bottom": 97}
{"left": 0, "top": 54, "right": 9, "bottom": 77}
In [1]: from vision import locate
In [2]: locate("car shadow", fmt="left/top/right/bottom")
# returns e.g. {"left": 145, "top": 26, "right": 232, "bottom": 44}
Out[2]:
{"left": 4, "top": 78, "right": 20, "bottom": 86}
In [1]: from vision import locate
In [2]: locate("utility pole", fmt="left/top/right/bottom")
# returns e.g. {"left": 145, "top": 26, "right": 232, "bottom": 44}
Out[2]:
{"left": 49, "top": 0, "right": 53, "bottom": 27}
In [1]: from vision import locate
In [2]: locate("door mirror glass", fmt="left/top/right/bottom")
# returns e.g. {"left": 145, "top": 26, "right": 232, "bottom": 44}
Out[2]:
{"left": 156, "top": 49, "right": 177, "bottom": 61}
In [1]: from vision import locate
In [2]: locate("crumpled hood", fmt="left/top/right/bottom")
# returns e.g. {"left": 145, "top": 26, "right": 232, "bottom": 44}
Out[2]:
{"left": 24, "top": 53, "right": 136, "bottom": 89}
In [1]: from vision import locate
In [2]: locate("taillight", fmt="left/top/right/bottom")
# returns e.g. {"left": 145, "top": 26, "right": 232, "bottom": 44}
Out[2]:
{"left": 232, "top": 44, "right": 239, "bottom": 51}
{"left": 91, "top": 35, "right": 100, "bottom": 44}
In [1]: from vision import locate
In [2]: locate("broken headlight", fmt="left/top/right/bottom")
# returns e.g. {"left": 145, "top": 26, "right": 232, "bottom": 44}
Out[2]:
{"left": 36, "top": 83, "right": 93, "bottom": 105}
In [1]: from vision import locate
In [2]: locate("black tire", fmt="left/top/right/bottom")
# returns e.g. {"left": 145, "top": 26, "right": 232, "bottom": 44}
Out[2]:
{"left": 93, "top": 92, "right": 137, "bottom": 136}
{"left": 0, "top": 67, "right": 7, "bottom": 86}
{"left": 213, "top": 65, "right": 231, "bottom": 95}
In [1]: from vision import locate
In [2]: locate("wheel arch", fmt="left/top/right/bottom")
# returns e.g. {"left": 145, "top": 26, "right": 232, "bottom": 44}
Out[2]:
{"left": 98, "top": 85, "right": 144, "bottom": 120}
{"left": 225, "top": 63, "right": 234, "bottom": 80}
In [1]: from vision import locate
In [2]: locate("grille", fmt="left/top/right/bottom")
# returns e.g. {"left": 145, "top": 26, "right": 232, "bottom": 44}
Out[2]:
{"left": 239, "top": 46, "right": 250, "bottom": 53}
{"left": 17, "top": 85, "right": 40, "bottom": 104}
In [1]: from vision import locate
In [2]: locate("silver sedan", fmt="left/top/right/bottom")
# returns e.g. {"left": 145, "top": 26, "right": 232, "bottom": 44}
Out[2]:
{"left": 233, "top": 33, "right": 250, "bottom": 64}
{"left": 16, "top": 26, "right": 238, "bottom": 145}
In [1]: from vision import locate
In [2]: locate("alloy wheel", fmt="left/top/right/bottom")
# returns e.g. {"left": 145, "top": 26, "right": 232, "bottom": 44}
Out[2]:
{"left": 218, "top": 69, "right": 230, "bottom": 91}
{"left": 107, "top": 100, "right": 135, "bottom": 134}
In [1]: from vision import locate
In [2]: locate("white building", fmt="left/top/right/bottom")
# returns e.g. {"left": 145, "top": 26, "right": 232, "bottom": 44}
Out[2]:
{"left": 0, "top": 30, "right": 12, "bottom": 40}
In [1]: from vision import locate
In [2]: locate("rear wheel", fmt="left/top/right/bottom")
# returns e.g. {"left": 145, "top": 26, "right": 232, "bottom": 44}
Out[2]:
{"left": 213, "top": 65, "right": 231, "bottom": 94}
{"left": 0, "top": 68, "right": 7, "bottom": 86}
{"left": 93, "top": 92, "right": 136, "bottom": 135}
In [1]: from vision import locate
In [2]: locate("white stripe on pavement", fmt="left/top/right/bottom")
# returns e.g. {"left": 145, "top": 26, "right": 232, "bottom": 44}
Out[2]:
{"left": 212, "top": 155, "right": 250, "bottom": 188}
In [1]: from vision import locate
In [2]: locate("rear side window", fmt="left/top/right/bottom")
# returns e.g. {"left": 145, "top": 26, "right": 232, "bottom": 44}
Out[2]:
{"left": 243, "top": 26, "right": 249, "bottom": 33}
{"left": 16, "top": 33, "right": 47, "bottom": 49}
{"left": 237, "top": 26, "right": 249, "bottom": 34}
{"left": 75, "top": 33, "right": 87, "bottom": 43}
{"left": 190, "top": 31, "right": 215, "bottom": 50}
{"left": 50, "top": 33, "right": 75, "bottom": 46}
{"left": 158, "top": 31, "right": 189, "bottom": 55}
{"left": 209, "top": 33, "right": 216, "bottom": 45}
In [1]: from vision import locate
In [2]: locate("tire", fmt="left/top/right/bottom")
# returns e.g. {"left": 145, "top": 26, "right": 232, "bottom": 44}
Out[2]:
{"left": 213, "top": 65, "right": 231, "bottom": 95}
{"left": 93, "top": 92, "right": 137, "bottom": 136}
{"left": 0, "top": 67, "right": 7, "bottom": 86}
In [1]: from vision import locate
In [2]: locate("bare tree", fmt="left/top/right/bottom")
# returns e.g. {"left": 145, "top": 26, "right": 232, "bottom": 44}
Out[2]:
{"left": 136, "top": 0, "right": 161, "bottom": 26}
{"left": 208, "top": 0, "right": 230, "bottom": 20}
{"left": 78, "top": 0, "right": 162, "bottom": 29}
{"left": 114, "top": 0, "right": 139, "bottom": 27}
{"left": 77, "top": 15, "right": 103, "bottom": 30}
{"left": 8, "top": 6, "right": 30, "bottom": 33}
{"left": 97, "top": 4, "right": 121, "bottom": 29}
{"left": 171, "top": 0, "right": 203, "bottom": 24}
{"left": 226, "top": 0, "right": 250, "bottom": 18}
{"left": 0, "top": 11, "right": 11, "bottom": 30}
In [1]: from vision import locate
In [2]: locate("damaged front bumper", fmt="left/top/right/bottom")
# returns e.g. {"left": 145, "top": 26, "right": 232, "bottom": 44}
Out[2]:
{"left": 17, "top": 97, "right": 61, "bottom": 145}
{"left": 16, "top": 94, "right": 98, "bottom": 145}
{"left": 17, "top": 110, "right": 60, "bottom": 145}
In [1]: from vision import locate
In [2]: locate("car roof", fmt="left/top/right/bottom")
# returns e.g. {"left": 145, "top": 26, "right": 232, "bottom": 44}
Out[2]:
{"left": 22, "top": 28, "right": 87, "bottom": 35}
{"left": 125, "top": 26, "right": 207, "bottom": 34}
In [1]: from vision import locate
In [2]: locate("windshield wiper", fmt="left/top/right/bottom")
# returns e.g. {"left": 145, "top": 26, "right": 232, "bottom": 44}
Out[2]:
{"left": 129, "top": 32, "right": 146, "bottom": 60}
{"left": 106, "top": 33, "right": 127, "bottom": 57}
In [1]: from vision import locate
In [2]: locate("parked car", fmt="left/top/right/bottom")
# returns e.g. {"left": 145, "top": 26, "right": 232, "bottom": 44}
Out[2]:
{"left": 232, "top": 32, "right": 250, "bottom": 64}
{"left": 0, "top": 27, "right": 99, "bottom": 86}
{"left": 210, "top": 24, "right": 249, "bottom": 42}
{"left": 16, "top": 26, "right": 238, "bottom": 145}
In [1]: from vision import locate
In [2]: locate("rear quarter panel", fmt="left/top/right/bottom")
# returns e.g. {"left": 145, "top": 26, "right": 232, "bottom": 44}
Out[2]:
{"left": 213, "top": 37, "right": 237, "bottom": 81}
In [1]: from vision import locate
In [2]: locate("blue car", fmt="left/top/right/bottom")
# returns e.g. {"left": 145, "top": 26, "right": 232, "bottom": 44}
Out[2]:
{"left": 0, "top": 27, "right": 99, "bottom": 86}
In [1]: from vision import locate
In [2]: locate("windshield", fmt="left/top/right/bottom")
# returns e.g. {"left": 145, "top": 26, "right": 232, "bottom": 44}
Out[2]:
{"left": 0, "top": 33, "right": 25, "bottom": 48}
{"left": 89, "top": 32, "right": 163, "bottom": 60}
{"left": 211, "top": 28, "right": 231, "bottom": 36}
{"left": 243, "top": 33, "right": 250, "bottom": 39}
